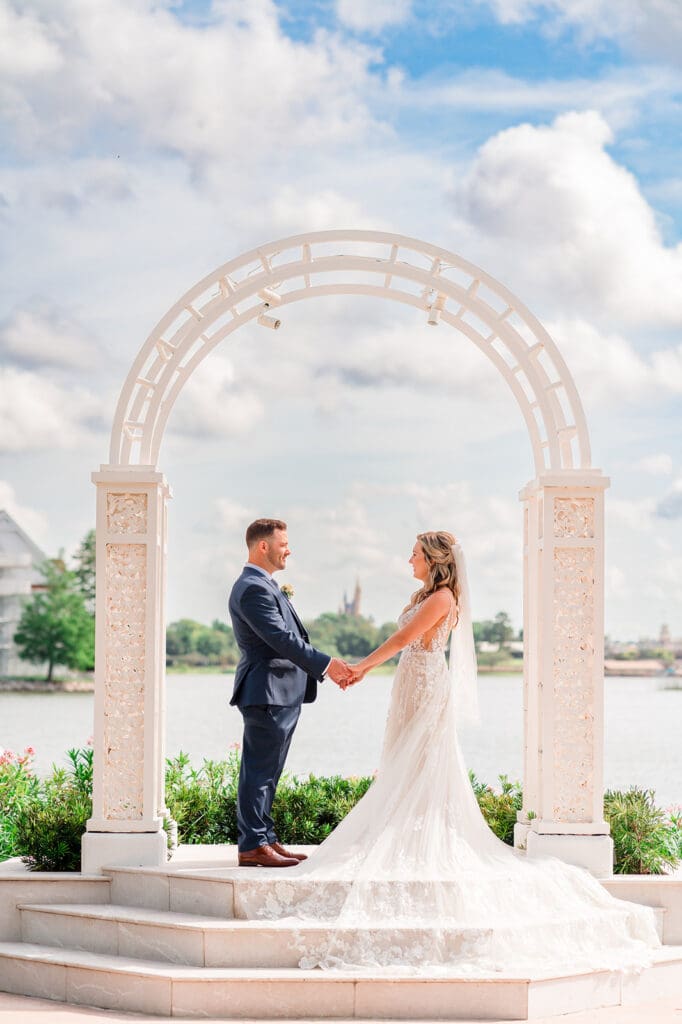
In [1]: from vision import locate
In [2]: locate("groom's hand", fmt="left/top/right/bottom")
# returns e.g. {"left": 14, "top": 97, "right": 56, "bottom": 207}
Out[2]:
{"left": 326, "top": 657, "right": 353, "bottom": 687}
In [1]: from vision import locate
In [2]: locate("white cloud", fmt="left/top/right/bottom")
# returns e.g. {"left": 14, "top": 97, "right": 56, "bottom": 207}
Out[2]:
{"left": 337, "top": 0, "right": 412, "bottom": 32}
{"left": 0, "top": 0, "right": 379, "bottom": 167}
{"left": 0, "top": 480, "right": 49, "bottom": 547}
{"left": 635, "top": 453, "right": 674, "bottom": 476}
{"left": 269, "top": 186, "right": 382, "bottom": 235}
{"left": 470, "top": 0, "right": 682, "bottom": 61}
{"left": 0, "top": 3, "right": 62, "bottom": 77}
{"left": 169, "top": 356, "right": 264, "bottom": 440}
{"left": 397, "top": 65, "right": 678, "bottom": 129}
{"left": 215, "top": 498, "right": 255, "bottom": 535}
{"left": 548, "top": 318, "right": 682, "bottom": 405}
{"left": 453, "top": 111, "right": 682, "bottom": 328}
{"left": 0, "top": 366, "right": 105, "bottom": 452}
{"left": 0, "top": 306, "right": 96, "bottom": 369}
{"left": 607, "top": 497, "right": 656, "bottom": 533}
{"left": 657, "top": 478, "right": 682, "bottom": 520}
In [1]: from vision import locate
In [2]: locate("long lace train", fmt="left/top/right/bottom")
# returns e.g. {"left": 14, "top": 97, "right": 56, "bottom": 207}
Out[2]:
{"left": 237, "top": 607, "right": 660, "bottom": 976}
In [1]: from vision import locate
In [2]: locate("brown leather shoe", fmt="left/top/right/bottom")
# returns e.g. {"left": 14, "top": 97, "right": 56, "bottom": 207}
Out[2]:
{"left": 237, "top": 844, "right": 298, "bottom": 868}
{"left": 271, "top": 842, "right": 308, "bottom": 862}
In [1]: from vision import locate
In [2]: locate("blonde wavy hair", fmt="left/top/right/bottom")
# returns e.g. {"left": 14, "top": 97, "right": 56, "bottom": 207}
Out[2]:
{"left": 410, "top": 530, "right": 460, "bottom": 622}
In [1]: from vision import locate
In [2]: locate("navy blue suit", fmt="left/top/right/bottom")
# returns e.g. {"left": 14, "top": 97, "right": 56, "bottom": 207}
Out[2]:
{"left": 228, "top": 566, "right": 330, "bottom": 851}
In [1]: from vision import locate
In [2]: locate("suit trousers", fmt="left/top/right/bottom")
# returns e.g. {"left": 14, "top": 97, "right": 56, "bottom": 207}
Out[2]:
{"left": 236, "top": 703, "right": 301, "bottom": 852}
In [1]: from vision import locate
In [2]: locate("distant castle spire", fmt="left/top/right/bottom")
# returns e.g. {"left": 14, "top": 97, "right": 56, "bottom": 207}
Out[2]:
{"left": 339, "top": 577, "right": 362, "bottom": 617}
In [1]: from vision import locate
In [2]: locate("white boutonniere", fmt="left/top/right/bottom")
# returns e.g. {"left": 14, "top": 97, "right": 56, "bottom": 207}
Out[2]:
{"left": 280, "top": 584, "right": 295, "bottom": 599}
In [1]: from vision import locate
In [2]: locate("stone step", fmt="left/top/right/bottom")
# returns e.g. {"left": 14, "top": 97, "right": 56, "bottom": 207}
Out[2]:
{"left": 16, "top": 903, "right": 521, "bottom": 969}
{"left": 1, "top": 940, "right": 681, "bottom": 1020}
{"left": 18, "top": 901, "right": 669, "bottom": 969}
{"left": 603, "top": 876, "right": 682, "bottom": 945}
{"left": 104, "top": 864, "right": 673, "bottom": 943}
{"left": 105, "top": 864, "right": 237, "bottom": 917}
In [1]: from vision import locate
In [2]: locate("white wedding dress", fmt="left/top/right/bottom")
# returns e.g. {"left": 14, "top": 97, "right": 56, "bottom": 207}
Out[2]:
{"left": 238, "top": 603, "right": 660, "bottom": 976}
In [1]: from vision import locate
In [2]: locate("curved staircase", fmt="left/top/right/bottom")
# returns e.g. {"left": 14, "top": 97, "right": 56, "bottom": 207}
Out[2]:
{"left": 0, "top": 848, "right": 681, "bottom": 1020}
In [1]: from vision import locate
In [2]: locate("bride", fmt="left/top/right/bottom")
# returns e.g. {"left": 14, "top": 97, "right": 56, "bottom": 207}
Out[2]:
{"left": 237, "top": 531, "right": 660, "bottom": 976}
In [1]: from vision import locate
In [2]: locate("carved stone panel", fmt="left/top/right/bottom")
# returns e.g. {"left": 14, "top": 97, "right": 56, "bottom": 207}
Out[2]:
{"left": 552, "top": 545, "right": 595, "bottom": 822}
{"left": 103, "top": 542, "right": 147, "bottom": 820}
{"left": 107, "top": 492, "right": 148, "bottom": 534}
{"left": 553, "top": 497, "right": 594, "bottom": 539}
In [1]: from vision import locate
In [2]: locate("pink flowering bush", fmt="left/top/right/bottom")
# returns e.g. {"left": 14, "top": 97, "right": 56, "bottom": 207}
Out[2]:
{"left": 0, "top": 747, "right": 40, "bottom": 860}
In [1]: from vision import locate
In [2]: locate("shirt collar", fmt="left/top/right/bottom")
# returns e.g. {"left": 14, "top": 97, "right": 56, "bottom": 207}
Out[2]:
{"left": 246, "top": 562, "right": 273, "bottom": 580}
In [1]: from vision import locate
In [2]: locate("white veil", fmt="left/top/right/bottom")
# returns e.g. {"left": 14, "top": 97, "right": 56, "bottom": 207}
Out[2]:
{"left": 449, "top": 542, "right": 480, "bottom": 726}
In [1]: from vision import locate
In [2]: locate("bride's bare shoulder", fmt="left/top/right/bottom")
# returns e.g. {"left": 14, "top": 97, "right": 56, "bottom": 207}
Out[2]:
{"left": 419, "top": 589, "right": 453, "bottom": 616}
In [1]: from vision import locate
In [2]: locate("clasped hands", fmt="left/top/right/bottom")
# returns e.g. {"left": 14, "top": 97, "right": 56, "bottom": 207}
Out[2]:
{"left": 326, "top": 657, "right": 367, "bottom": 690}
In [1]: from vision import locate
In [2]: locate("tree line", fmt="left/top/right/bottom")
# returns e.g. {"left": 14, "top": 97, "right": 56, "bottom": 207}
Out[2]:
{"left": 14, "top": 529, "right": 520, "bottom": 679}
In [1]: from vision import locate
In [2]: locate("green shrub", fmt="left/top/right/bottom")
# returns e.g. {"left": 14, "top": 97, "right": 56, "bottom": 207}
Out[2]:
{"left": 13, "top": 749, "right": 93, "bottom": 871}
{"left": 165, "top": 750, "right": 373, "bottom": 846}
{"left": 165, "top": 750, "right": 239, "bottom": 844}
{"left": 0, "top": 748, "right": 41, "bottom": 860}
{"left": 469, "top": 771, "right": 523, "bottom": 845}
{"left": 4, "top": 745, "right": 681, "bottom": 877}
{"left": 272, "top": 773, "right": 373, "bottom": 844}
{"left": 605, "top": 787, "right": 681, "bottom": 875}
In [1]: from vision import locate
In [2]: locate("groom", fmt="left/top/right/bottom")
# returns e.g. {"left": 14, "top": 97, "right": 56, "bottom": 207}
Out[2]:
{"left": 229, "top": 518, "right": 352, "bottom": 867}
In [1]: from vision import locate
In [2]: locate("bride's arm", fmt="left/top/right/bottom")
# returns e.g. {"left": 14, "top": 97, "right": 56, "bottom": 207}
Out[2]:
{"left": 352, "top": 590, "right": 452, "bottom": 678}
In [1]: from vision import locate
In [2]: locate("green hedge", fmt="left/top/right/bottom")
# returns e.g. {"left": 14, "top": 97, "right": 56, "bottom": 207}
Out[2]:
{"left": 1, "top": 746, "right": 680, "bottom": 875}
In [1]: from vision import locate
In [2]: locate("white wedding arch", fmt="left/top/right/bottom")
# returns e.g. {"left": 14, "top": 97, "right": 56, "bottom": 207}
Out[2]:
{"left": 83, "top": 230, "right": 612, "bottom": 876}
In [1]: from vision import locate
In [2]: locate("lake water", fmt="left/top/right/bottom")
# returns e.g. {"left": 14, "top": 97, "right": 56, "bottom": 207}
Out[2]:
{"left": 1, "top": 674, "right": 680, "bottom": 807}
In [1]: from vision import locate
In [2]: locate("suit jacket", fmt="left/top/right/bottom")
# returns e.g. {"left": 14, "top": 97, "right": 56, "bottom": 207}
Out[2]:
{"left": 228, "top": 566, "right": 330, "bottom": 707}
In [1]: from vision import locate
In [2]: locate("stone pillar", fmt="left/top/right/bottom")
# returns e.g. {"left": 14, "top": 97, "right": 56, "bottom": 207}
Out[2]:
{"left": 82, "top": 467, "right": 172, "bottom": 874}
{"left": 514, "top": 471, "right": 613, "bottom": 877}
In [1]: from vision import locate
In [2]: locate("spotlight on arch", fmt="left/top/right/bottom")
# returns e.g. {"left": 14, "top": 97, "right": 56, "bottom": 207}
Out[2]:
{"left": 258, "top": 287, "right": 282, "bottom": 307}
{"left": 427, "top": 304, "right": 441, "bottom": 326}
{"left": 257, "top": 313, "right": 281, "bottom": 330}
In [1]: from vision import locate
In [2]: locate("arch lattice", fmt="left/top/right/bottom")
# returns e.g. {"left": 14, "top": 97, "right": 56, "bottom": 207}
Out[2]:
{"left": 111, "top": 230, "right": 591, "bottom": 473}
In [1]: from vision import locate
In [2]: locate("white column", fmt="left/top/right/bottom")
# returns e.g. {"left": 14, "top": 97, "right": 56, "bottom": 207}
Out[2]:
{"left": 514, "top": 470, "right": 613, "bottom": 877}
{"left": 82, "top": 467, "right": 171, "bottom": 874}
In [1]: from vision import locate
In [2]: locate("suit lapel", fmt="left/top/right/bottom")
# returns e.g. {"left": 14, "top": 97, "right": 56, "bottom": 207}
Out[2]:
{"left": 242, "top": 568, "right": 308, "bottom": 640}
{"left": 269, "top": 577, "right": 307, "bottom": 638}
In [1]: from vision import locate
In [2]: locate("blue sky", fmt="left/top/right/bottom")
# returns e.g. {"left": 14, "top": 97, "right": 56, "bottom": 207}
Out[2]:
{"left": 0, "top": 0, "right": 680, "bottom": 639}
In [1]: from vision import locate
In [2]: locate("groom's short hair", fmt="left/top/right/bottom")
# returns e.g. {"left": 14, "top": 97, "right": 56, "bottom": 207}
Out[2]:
{"left": 246, "top": 518, "right": 287, "bottom": 547}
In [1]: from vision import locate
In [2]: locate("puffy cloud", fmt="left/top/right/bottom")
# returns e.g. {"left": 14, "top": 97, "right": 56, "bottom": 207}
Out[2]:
{"left": 336, "top": 0, "right": 412, "bottom": 32}
{"left": 0, "top": 305, "right": 96, "bottom": 369}
{"left": 215, "top": 498, "right": 255, "bottom": 535}
{"left": 168, "top": 355, "right": 264, "bottom": 441}
{"left": 454, "top": 111, "right": 682, "bottom": 327}
{"left": 657, "top": 479, "right": 682, "bottom": 520}
{"left": 0, "top": 3, "right": 62, "bottom": 77}
{"left": 0, "top": 366, "right": 105, "bottom": 452}
{"left": 548, "top": 319, "right": 682, "bottom": 405}
{"left": 0, "top": 0, "right": 379, "bottom": 168}
{"left": 0, "top": 480, "right": 48, "bottom": 546}
{"left": 269, "top": 186, "right": 382, "bottom": 235}
{"left": 607, "top": 497, "right": 656, "bottom": 533}
{"left": 635, "top": 453, "right": 674, "bottom": 476}
{"left": 469, "top": 0, "right": 682, "bottom": 61}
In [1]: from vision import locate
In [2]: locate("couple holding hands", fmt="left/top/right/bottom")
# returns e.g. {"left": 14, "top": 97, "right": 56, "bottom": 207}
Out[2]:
{"left": 227, "top": 518, "right": 659, "bottom": 976}
{"left": 228, "top": 516, "right": 461, "bottom": 868}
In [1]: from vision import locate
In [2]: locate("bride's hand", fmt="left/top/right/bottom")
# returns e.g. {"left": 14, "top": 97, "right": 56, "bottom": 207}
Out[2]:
{"left": 347, "top": 662, "right": 369, "bottom": 686}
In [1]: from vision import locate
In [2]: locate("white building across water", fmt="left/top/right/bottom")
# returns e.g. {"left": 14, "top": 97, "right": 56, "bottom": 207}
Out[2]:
{"left": 0, "top": 510, "right": 46, "bottom": 677}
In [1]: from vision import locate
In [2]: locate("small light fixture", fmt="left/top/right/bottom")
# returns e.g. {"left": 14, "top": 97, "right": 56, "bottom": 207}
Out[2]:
{"left": 257, "top": 313, "right": 281, "bottom": 330}
{"left": 427, "top": 304, "right": 441, "bottom": 326}
{"left": 258, "top": 287, "right": 282, "bottom": 307}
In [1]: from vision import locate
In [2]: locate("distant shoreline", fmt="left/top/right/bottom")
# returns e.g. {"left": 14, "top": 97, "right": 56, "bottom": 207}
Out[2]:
{"left": 0, "top": 659, "right": 678, "bottom": 693}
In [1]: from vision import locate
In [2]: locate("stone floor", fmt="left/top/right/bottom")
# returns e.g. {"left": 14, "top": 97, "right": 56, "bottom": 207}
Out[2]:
{"left": 0, "top": 991, "right": 680, "bottom": 1024}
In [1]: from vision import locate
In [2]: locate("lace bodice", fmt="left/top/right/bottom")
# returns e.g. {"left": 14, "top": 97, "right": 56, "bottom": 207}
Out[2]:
{"left": 398, "top": 601, "right": 455, "bottom": 656}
